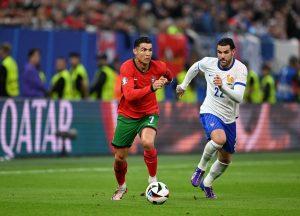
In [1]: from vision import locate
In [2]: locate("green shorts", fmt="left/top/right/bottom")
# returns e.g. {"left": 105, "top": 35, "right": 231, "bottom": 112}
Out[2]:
{"left": 112, "top": 114, "right": 159, "bottom": 148}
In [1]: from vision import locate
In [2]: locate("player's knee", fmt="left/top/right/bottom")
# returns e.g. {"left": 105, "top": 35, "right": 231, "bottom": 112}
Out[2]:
{"left": 212, "top": 134, "right": 226, "bottom": 145}
{"left": 115, "top": 153, "right": 126, "bottom": 163}
{"left": 211, "top": 130, "right": 226, "bottom": 145}
{"left": 141, "top": 138, "right": 154, "bottom": 150}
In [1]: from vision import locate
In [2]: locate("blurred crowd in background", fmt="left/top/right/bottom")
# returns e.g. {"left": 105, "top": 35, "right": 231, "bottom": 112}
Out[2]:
{"left": 0, "top": 0, "right": 300, "bottom": 104}
{"left": 0, "top": 0, "right": 299, "bottom": 39}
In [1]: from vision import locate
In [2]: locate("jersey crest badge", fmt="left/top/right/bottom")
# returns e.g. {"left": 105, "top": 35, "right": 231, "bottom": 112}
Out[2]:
{"left": 226, "top": 75, "right": 234, "bottom": 85}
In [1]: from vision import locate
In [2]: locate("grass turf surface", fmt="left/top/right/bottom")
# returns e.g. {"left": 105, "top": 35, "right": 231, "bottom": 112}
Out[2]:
{"left": 0, "top": 152, "right": 300, "bottom": 216}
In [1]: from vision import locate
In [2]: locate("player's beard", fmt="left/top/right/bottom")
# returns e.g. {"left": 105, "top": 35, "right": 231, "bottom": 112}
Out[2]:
{"left": 135, "top": 58, "right": 145, "bottom": 65}
{"left": 135, "top": 57, "right": 150, "bottom": 71}
{"left": 220, "top": 57, "right": 233, "bottom": 68}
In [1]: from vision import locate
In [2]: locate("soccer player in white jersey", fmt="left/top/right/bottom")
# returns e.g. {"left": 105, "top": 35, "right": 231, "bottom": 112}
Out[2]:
{"left": 176, "top": 38, "right": 247, "bottom": 199}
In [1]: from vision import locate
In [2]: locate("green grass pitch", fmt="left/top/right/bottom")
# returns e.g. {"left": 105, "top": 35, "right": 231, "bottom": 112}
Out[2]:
{"left": 0, "top": 152, "right": 300, "bottom": 215}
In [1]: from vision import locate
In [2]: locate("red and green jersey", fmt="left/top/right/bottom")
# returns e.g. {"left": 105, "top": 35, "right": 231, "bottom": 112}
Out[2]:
{"left": 118, "top": 59, "right": 173, "bottom": 118}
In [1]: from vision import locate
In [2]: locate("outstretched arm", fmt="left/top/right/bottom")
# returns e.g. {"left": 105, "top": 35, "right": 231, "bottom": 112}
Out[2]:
{"left": 176, "top": 61, "right": 201, "bottom": 97}
{"left": 178, "top": 62, "right": 200, "bottom": 90}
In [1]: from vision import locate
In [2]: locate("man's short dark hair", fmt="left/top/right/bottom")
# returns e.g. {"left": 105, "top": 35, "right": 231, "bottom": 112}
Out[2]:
{"left": 0, "top": 42, "right": 12, "bottom": 54}
{"left": 262, "top": 63, "right": 271, "bottom": 71}
{"left": 69, "top": 52, "right": 80, "bottom": 58}
{"left": 28, "top": 48, "right": 40, "bottom": 59}
{"left": 289, "top": 56, "right": 298, "bottom": 66}
{"left": 134, "top": 36, "right": 152, "bottom": 48}
{"left": 217, "top": 38, "right": 235, "bottom": 50}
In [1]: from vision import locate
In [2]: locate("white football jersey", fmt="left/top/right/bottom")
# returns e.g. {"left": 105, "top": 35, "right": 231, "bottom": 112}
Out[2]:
{"left": 183, "top": 57, "right": 248, "bottom": 123}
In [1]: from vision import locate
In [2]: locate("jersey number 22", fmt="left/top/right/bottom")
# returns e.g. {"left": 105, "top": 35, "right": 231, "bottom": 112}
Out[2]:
{"left": 214, "top": 87, "right": 224, "bottom": 98}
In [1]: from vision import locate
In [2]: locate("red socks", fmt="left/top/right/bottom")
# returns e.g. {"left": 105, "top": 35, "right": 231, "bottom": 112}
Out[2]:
{"left": 144, "top": 148, "right": 158, "bottom": 177}
{"left": 113, "top": 148, "right": 157, "bottom": 186}
{"left": 114, "top": 160, "right": 127, "bottom": 186}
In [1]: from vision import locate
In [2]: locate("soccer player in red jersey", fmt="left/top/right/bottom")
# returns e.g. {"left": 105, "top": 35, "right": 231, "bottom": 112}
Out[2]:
{"left": 111, "top": 36, "right": 172, "bottom": 200}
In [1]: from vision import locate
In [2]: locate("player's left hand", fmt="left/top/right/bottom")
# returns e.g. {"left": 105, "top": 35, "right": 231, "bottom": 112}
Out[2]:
{"left": 176, "top": 85, "right": 185, "bottom": 98}
{"left": 213, "top": 75, "right": 223, "bottom": 87}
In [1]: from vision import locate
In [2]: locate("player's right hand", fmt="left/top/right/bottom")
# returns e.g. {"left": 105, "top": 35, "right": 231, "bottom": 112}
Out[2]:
{"left": 176, "top": 85, "right": 185, "bottom": 98}
{"left": 152, "top": 79, "right": 164, "bottom": 91}
{"left": 152, "top": 77, "right": 168, "bottom": 91}
{"left": 158, "top": 76, "right": 169, "bottom": 85}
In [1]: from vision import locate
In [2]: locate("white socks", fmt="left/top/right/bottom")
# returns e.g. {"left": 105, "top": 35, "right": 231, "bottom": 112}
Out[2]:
{"left": 203, "top": 160, "right": 229, "bottom": 187}
{"left": 148, "top": 176, "right": 157, "bottom": 184}
{"left": 198, "top": 140, "right": 222, "bottom": 171}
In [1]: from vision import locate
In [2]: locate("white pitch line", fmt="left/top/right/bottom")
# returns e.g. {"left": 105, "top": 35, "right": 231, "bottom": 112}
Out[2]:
{"left": 0, "top": 167, "right": 111, "bottom": 175}
{"left": 0, "top": 165, "right": 190, "bottom": 176}
{"left": 0, "top": 159, "right": 296, "bottom": 176}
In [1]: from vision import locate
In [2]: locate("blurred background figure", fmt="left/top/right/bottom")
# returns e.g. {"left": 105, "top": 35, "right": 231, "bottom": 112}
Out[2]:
{"left": 69, "top": 52, "right": 89, "bottom": 100}
{"left": 21, "top": 48, "right": 47, "bottom": 98}
{"left": 112, "top": 58, "right": 122, "bottom": 102}
{"left": 260, "top": 63, "right": 276, "bottom": 104}
{"left": 90, "top": 54, "right": 118, "bottom": 101}
{"left": 276, "top": 56, "right": 299, "bottom": 102}
{"left": 0, "top": 42, "right": 19, "bottom": 97}
{"left": 244, "top": 62, "right": 262, "bottom": 104}
{"left": 50, "top": 57, "right": 72, "bottom": 100}
{"left": 297, "top": 64, "right": 300, "bottom": 103}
